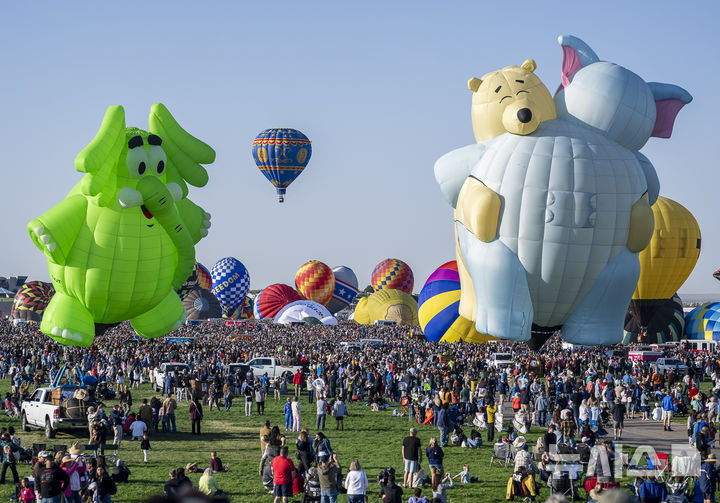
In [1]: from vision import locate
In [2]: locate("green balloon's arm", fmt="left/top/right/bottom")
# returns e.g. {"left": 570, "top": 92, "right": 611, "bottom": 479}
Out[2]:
{"left": 176, "top": 198, "right": 211, "bottom": 244}
{"left": 27, "top": 195, "right": 88, "bottom": 266}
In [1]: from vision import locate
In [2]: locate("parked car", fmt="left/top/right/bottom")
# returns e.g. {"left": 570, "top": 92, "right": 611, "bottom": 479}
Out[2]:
{"left": 21, "top": 387, "right": 89, "bottom": 438}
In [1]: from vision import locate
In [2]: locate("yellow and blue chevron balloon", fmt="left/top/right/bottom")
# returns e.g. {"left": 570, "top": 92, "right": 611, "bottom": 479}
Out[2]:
{"left": 418, "top": 261, "right": 495, "bottom": 344}
{"left": 685, "top": 302, "right": 720, "bottom": 341}
{"left": 252, "top": 128, "right": 311, "bottom": 203}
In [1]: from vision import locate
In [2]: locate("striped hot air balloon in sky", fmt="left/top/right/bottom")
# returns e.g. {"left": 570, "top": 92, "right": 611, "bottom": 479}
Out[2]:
{"left": 326, "top": 266, "right": 359, "bottom": 314}
{"left": 295, "top": 260, "right": 335, "bottom": 306}
{"left": 371, "top": 258, "right": 414, "bottom": 294}
{"left": 418, "top": 261, "right": 495, "bottom": 344}
{"left": 252, "top": 128, "right": 311, "bottom": 202}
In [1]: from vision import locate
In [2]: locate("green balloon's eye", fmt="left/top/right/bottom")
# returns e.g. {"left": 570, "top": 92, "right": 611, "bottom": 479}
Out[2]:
{"left": 138, "top": 162, "right": 146, "bottom": 175}
{"left": 157, "top": 160, "right": 165, "bottom": 174}
{"left": 126, "top": 147, "right": 150, "bottom": 178}
{"left": 148, "top": 145, "right": 168, "bottom": 177}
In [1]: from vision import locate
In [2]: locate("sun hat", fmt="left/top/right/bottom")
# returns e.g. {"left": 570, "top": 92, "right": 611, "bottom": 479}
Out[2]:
{"left": 512, "top": 436, "right": 527, "bottom": 448}
{"left": 69, "top": 442, "right": 84, "bottom": 455}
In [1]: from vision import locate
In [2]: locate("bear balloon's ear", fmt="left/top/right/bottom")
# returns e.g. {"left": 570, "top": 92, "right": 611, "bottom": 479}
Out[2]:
{"left": 557, "top": 35, "right": 600, "bottom": 91}
{"left": 520, "top": 59, "right": 537, "bottom": 73}
{"left": 647, "top": 82, "right": 693, "bottom": 139}
{"left": 468, "top": 77, "right": 482, "bottom": 92}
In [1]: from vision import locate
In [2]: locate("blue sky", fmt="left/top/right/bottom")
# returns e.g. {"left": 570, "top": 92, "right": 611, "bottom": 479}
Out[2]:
{"left": 1, "top": 1, "right": 718, "bottom": 295}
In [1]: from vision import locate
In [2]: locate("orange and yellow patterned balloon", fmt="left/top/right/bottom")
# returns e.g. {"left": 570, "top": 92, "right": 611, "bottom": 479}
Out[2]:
{"left": 295, "top": 260, "right": 335, "bottom": 306}
{"left": 371, "top": 258, "right": 414, "bottom": 294}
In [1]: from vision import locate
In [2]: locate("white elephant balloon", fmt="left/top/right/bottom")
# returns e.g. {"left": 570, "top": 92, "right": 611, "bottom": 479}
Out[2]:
{"left": 435, "top": 36, "right": 691, "bottom": 345}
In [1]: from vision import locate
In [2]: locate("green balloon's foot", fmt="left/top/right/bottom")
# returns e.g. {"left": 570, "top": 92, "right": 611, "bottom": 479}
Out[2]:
{"left": 40, "top": 293, "right": 95, "bottom": 347}
{"left": 131, "top": 291, "right": 185, "bottom": 339}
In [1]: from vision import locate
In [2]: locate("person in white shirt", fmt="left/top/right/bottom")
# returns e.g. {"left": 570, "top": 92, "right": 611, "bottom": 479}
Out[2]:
{"left": 130, "top": 419, "right": 147, "bottom": 440}
{"left": 343, "top": 459, "right": 368, "bottom": 502}
{"left": 651, "top": 403, "right": 663, "bottom": 422}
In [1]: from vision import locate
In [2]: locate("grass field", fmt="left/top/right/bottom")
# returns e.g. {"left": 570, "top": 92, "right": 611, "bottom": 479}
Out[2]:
{"left": 0, "top": 383, "right": 552, "bottom": 502}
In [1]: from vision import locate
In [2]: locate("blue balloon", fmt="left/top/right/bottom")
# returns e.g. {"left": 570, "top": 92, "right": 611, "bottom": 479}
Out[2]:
{"left": 210, "top": 257, "right": 250, "bottom": 315}
{"left": 252, "top": 128, "right": 312, "bottom": 202}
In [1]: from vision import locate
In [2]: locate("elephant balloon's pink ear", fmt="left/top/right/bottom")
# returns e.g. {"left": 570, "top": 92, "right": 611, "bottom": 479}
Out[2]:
{"left": 556, "top": 35, "right": 599, "bottom": 93}
{"left": 648, "top": 82, "right": 693, "bottom": 138}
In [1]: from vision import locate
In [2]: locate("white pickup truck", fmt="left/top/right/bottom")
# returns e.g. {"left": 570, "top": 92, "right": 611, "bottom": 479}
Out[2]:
{"left": 246, "top": 358, "right": 302, "bottom": 379}
{"left": 152, "top": 362, "right": 192, "bottom": 392}
{"left": 21, "top": 387, "right": 88, "bottom": 438}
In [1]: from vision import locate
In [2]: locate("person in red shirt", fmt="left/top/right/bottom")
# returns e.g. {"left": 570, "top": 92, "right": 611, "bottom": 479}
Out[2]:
{"left": 271, "top": 446, "right": 296, "bottom": 503}
{"left": 293, "top": 370, "right": 305, "bottom": 398}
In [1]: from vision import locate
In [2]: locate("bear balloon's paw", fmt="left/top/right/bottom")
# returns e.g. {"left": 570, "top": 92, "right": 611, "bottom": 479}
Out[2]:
{"left": 50, "top": 327, "right": 88, "bottom": 345}
{"left": 30, "top": 224, "right": 61, "bottom": 260}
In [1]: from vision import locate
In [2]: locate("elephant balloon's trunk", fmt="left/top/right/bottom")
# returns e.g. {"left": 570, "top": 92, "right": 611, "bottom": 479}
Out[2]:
{"left": 136, "top": 177, "right": 195, "bottom": 288}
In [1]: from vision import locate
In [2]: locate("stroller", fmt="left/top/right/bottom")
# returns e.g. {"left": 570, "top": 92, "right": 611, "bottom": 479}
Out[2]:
{"left": 303, "top": 467, "right": 321, "bottom": 503}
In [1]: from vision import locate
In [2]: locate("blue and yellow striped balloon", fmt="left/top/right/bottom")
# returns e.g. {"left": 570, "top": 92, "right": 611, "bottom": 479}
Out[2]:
{"left": 252, "top": 128, "right": 311, "bottom": 203}
{"left": 685, "top": 302, "right": 720, "bottom": 341}
{"left": 418, "top": 261, "right": 495, "bottom": 344}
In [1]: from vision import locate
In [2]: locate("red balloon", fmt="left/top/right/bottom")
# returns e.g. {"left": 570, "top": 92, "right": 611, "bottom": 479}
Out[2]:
{"left": 255, "top": 284, "right": 304, "bottom": 319}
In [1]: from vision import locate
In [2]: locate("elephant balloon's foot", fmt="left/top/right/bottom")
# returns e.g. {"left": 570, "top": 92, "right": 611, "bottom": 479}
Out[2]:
{"left": 562, "top": 248, "right": 640, "bottom": 345}
{"left": 456, "top": 223, "right": 533, "bottom": 341}
{"left": 40, "top": 293, "right": 95, "bottom": 347}
{"left": 131, "top": 291, "right": 186, "bottom": 338}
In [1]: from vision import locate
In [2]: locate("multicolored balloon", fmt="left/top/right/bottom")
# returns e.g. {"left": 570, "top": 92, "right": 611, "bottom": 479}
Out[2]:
{"left": 252, "top": 128, "right": 312, "bottom": 203}
{"left": 254, "top": 284, "right": 303, "bottom": 319}
{"left": 418, "top": 261, "right": 495, "bottom": 343}
{"left": 714, "top": 269, "right": 720, "bottom": 282}
{"left": 211, "top": 257, "right": 250, "bottom": 316}
{"left": 228, "top": 296, "right": 255, "bottom": 320}
{"left": 183, "top": 288, "right": 222, "bottom": 320}
{"left": 295, "top": 260, "right": 335, "bottom": 306}
{"left": 326, "top": 266, "right": 359, "bottom": 314}
{"left": 371, "top": 258, "right": 414, "bottom": 294}
{"left": 176, "top": 263, "right": 199, "bottom": 299}
{"left": 623, "top": 294, "right": 684, "bottom": 345}
{"left": 685, "top": 302, "right": 720, "bottom": 341}
{"left": 10, "top": 281, "right": 55, "bottom": 322}
{"left": 353, "top": 288, "right": 418, "bottom": 326}
{"left": 197, "top": 262, "right": 212, "bottom": 291}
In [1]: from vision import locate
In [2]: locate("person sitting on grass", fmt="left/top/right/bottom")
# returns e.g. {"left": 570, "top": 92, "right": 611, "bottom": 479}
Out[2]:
{"left": 210, "top": 451, "right": 226, "bottom": 473}
{"left": 408, "top": 487, "right": 429, "bottom": 503}
{"left": 452, "top": 464, "right": 478, "bottom": 484}
{"left": 198, "top": 468, "right": 223, "bottom": 497}
{"left": 430, "top": 470, "right": 454, "bottom": 503}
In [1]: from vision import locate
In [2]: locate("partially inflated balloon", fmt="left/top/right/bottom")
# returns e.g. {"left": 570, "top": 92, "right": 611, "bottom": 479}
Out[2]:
{"left": 295, "top": 260, "right": 335, "bottom": 306}
{"left": 26, "top": 104, "right": 215, "bottom": 346}
{"left": 713, "top": 269, "right": 720, "bottom": 282}
{"left": 197, "top": 263, "right": 212, "bottom": 291}
{"left": 371, "top": 259, "right": 414, "bottom": 294}
{"left": 10, "top": 281, "right": 55, "bottom": 322}
{"left": 418, "top": 261, "right": 495, "bottom": 343}
{"left": 685, "top": 302, "right": 720, "bottom": 341}
{"left": 183, "top": 288, "right": 222, "bottom": 320}
{"left": 228, "top": 296, "right": 254, "bottom": 320}
{"left": 255, "top": 284, "right": 304, "bottom": 319}
{"left": 176, "top": 263, "right": 199, "bottom": 299}
{"left": 252, "top": 128, "right": 311, "bottom": 202}
{"left": 211, "top": 257, "right": 250, "bottom": 316}
{"left": 274, "top": 300, "right": 336, "bottom": 325}
{"left": 354, "top": 289, "right": 418, "bottom": 326}
{"left": 630, "top": 197, "right": 701, "bottom": 326}
{"left": 623, "top": 294, "right": 684, "bottom": 345}
{"left": 326, "top": 266, "right": 359, "bottom": 314}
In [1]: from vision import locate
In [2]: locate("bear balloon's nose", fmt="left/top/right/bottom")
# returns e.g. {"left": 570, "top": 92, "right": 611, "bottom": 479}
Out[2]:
{"left": 517, "top": 108, "right": 532, "bottom": 123}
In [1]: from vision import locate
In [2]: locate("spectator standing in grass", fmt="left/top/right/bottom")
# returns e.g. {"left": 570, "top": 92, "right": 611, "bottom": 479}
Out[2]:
{"left": 426, "top": 437, "right": 444, "bottom": 488}
{"left": 380, "top": 473, "right": 403, "bottom": 503}
{"left": 401, "top": 428, "right": 422, "bottom": 489}
{"left": 140, "top": 433, "right": 151, "bottom": 463}
{"left": 271, "top": 446, "right": 295, "bottom": 503}
{"left": 333, "top": 397, "right": 348, "bottom": 431}
{"left": 343, "top": 459, "right": 368, "bottom": 503}
{"left": 292, "top": 396, "right": 302, "bottom": 432}
{"left": 255, "top": 384, "right": 266, "bottom": 415}
{"left": 189, "top": 395, "right": 203, "bottom": 436}
{"left": 316, "top": 396, "right": 328, "bottom": 431}
{"left": 317, "top": 453, "right": 341, "bottom": 503}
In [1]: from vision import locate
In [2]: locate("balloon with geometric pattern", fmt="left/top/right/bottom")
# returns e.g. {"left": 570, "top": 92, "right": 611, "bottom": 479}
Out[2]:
{"left": 371, "top": 258, "right": 414, "bottom": 294}
{"left": 326, "top": 265, "right": 359, "bottom": 314}
{"left": 227, "top": 296, "right": 254, "bottom": 320}
{"left": 210, "top": 257, "right": 250, "bottom": 316}
{"left": 197, "top": 262, "right": 212, "bottom": 291}
{"left": 252, "top": 128, "right": 312, "bottom": 203}
{"left": 418, "top": 261, "right": 496, "bottom": 343}
{"left": 183, "top": 288, "right": 222, "bottom": 320}
{"left": 295, "top": 260, "right": 335, "bottom": 306}
{"left": 684, "top": 302, "right": 720, "bottom": 342}
{"left": 10, "top": 281, "right": 55, "bottom": 322}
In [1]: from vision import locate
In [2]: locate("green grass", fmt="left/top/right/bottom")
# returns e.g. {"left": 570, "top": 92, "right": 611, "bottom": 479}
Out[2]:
{"left": 0, "top": 383, "right": 554, "bottom": 502}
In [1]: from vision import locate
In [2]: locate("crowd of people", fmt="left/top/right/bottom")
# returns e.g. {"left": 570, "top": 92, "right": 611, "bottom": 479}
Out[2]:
{"left": 2, "top": 317, "right": 720, "bottom": 502}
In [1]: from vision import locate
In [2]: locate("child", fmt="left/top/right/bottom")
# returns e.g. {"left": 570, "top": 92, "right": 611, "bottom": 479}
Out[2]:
{"left": 452, "top": 464, "right": 478, "bottom": 484}
{"left": 140, "top": 433, "right": 150, "bottom": 462}
{"left": 19, "top": 478, "right": 34, "bottom": 503}
{"left": 408, "top": 487, "right": 429, "bottom": 503}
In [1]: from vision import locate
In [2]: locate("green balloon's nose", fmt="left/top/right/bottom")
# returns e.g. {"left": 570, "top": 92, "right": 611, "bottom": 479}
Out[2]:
{"left": 136, "top": 177, "right": 172, "bottom": 217}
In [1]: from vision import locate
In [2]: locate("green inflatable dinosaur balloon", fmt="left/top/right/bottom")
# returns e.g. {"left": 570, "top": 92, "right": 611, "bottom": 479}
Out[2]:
{"left": 27, "top": 104, "right": 215, "bottom": 346}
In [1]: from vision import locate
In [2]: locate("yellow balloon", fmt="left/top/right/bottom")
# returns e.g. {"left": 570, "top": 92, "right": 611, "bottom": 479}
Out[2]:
{"left": 353, "top": 289, "right": 418, "bottom": 326}
{"left": 633, "top": 196, "right": 701, "bottom": 301}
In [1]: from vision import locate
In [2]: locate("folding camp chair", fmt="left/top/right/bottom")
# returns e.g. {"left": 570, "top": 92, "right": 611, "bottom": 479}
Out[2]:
{"left": 644, "top": 452, "right": 670, "bottom": 481}
{"left": 31, "top": 443, "right": 46, "bottom": 458}
{"left": 53, "top": 444, "right": 67, "bottom": 454}
{"left": 490, "top": 442, "right": 511, "bottom": 467}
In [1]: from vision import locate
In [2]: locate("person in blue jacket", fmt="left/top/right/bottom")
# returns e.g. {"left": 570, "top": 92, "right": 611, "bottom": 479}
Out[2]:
{"left": 662, "top": 391, "right": 675, "bottom": 432}
{"left": 638, "top": 474, "right": 667, "bottom": 503}
{"left": 699, "top": 453, "right": 717, "bottom": 503}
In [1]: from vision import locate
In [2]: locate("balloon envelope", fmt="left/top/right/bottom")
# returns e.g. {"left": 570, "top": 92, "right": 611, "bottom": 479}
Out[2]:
{"left": 10, "top": 281, "right": 55, "bottom": 322}
{"left": 197, "top": 263, "right": 212, "bottom": 291}
{"left": 418, "top": 261, "right": 495, "bottom": 343}
{"left": 176, "top": 262, "right": 200, "bottom": 299}
{"left": 295, "top": 260, "right": 335, "bottom": 306}
{"left": 630, "top": 197, "right": 701, "bottom": 326}
{"left": 183, "top": 288, "right": 222, "bottom": 320}
{"left": 685, "top": 302, "right": 720, "bottom": 341}
{"left": 623, "top": 294, "right": 684, "bottom": 345}
{"left": 255, "top": 284, "right": 304, "bottom": 319}
{"left": 326, "top": 266, "right": 359, "bottom": 314}
{"left": 252, "top": 128, "right": 311, "bottom": 202}
{"left": 371, "top": 259, "right": 414, "bottom": 294}
{"left": 274, "top": 300, "right": 337, "bottom": 325}
{"left": 354, "top": 289, "right": 418, "bottom": 326}
{"left": 227, "top": 296, "right": 254, "bottom": 320}
{"left": 211, "top": 257, "right": 250, "bottom": 316}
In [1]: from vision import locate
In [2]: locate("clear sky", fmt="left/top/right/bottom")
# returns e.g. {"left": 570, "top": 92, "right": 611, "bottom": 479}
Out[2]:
{"left": 1, "top": 1, "right": 718, "bottom": 296}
